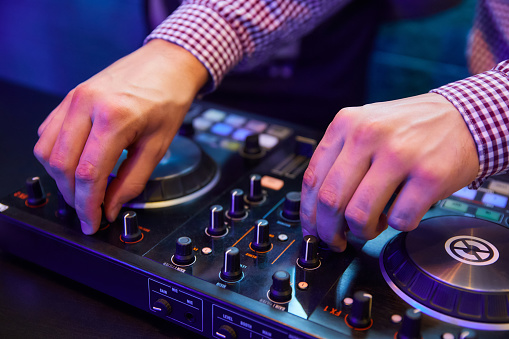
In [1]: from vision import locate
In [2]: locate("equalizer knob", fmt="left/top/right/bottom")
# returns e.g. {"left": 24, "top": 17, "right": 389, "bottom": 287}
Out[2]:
{"left": 396, "top": 309, "right": 421, "bottom": 339}
{"left": 121, "top": 211, "right": 142, "bottom": 242}
{"left": 297, "top": 235, "right": 320, "bottom": 269}
{"left": 246, "top": 174, "right": 264, "bottom": 203}
{"left": 220, "top": 247, "right": 243, "bottom": 282}
{"left": 172, "top": 237, "right": 196, "bottom": 266}
{"left": 25, "top": 176, "right": 46, "bottom": 206}
{"left": 282, "top": 191, "right": 301, "bottom": 221}
{"left": 268, "top": 270, "right": 292, "bottom": 303}
{"left": 251, "top": 219, "right": 271, "bottom": 252}
{"left": 228, "top": 189, "right": 246, "bottom": 219}
{"left": 346, "top": 291, "right": 373, "bottom": 329}
{"left": 207, "top": 205, "right": 227, "bottom": 236}
{"left": 241, "top": 133, "right": 265, "bottom": 159}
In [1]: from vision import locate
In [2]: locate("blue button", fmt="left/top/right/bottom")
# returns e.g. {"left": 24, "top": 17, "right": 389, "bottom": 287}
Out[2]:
{"left": 232, "top": 128, "right": 254, "bottom": 141}
{"left": 210, "top": 123, "right": 234, "bottom": 136}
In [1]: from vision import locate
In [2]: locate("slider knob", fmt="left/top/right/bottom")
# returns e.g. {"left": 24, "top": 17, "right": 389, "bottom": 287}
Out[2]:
{"left": 396, "top": 308, "right": 422, "bottom": 339}
{"left": 347, "top": 291, "right": 373, "bottom": 329}
{"left": 121, "top": 211, "right": 142, "bottom": 242}
{"left": 269, "top": 270, "right": 292, "bottom": 303}
{"left": 247, "top": 174, "right": 264, "bottom": 203}
{"left": 282, "top": 191, "right": 301, "bottom": 221}
{"left": 25, "top": 176, "right": 46, "bottom": 206}
{"left": 207, "top": 205, "right": 227, "bottom": 236}
{"left": 251, "top": 219, "right": 271, "bottom": 252}
{"left": 173, "top": 237, "right": 195, "bottom": 266}
{"left": 298, "top": 235, "right": 320, "bottom": 269}
{"left": 228, "top": 189, "right": 246, "bottom": 219}
{"left": 220, "top": 247, "right": 243, "bottom": 282}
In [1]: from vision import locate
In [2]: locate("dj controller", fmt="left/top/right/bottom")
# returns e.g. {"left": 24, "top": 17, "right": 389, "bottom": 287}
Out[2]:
{"left": 1, "top": 101, "right": 509, "bottom": 338}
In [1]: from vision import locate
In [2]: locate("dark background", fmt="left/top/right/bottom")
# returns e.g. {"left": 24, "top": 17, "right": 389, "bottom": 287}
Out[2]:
{"left": 0, "top": 1, "right": 475, "bottom": 338}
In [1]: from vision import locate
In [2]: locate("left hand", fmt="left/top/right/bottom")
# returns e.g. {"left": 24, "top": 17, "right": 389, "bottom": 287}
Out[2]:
{"left": 300, "top": 93, "right": 479, "bottom": 251}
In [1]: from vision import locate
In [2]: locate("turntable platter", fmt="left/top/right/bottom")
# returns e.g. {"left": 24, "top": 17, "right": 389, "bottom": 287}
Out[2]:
{"left": 110, "top": 136, "right": 219, "bottom": 208}
{"left": 381, "top": 216, "right": 509, "bottom": 330}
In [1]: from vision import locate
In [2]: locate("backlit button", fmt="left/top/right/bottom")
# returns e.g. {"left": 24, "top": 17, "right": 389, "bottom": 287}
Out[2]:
{"left": 481, "top": 192, "right": 508, "bottom": 208}
{"left": 475, "top": 208, "right": 502, "bottom": 222}
{"left": 261, "top": 176, "right": 284, "bottom": 191}
{"left": 245, "top": 120, "right": 268, "bottom": 133}
{"left": 211, "top": 123, "right": 234, "bottom": 136}
{"left": 192, "top": 117, "right": 213, "bottom": 131}
{"left": 443, "top": 199, "right": 469, "bottom": 213}
{"left": 220, "top": 139, "right": 241, "bottom": 151}
{"left": 224, "top": 114, "right": 247, "bottom": 127}
{"left": 488, "top": 180, "right": 509, "bottom": 196}
{"left": 259, "top": 133, "right": 279, "bottom": 149}
{"left": 202, "top": 108, "right": 226, "bottom": 122}
{"left": 232, "top": 128, "right": 253, "bottom": 141}
{"left": 452, "top": 187, "right": 477, "bottom": 200}
{"left": 266, "top": 125, "right": 292, "bottom": 139}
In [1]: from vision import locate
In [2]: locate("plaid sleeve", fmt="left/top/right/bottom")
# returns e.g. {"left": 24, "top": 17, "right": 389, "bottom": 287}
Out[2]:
{"left": 144, "top": 0, "right": 351, "bottom": 93}
{"left": 431, "top": 60, "right": 509, "bottom": 188}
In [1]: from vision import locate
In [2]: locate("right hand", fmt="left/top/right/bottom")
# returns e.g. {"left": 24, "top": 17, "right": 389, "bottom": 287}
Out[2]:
{"left": 34, "top": 40, "right": 208, "bottom": 234}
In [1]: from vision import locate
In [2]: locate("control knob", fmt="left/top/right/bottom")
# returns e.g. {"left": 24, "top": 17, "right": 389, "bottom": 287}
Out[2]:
{"left": 396, "top": 308, "right": 421, "bottom": 339}
{"left": 207, "top": 205, "right": 227, "bottom": 236}
{"left": 297, "top": 235, "right": 320, "bottom": 269}
{"left": 246, "top": 174, "right": 264, "bottom": 203}
{"left": 220, "top": 247, "right": 243, "bottom": 282}
{"left": 172, "top": 237, "right": 196, "bottom": 266}
{"left": 251, "top": 219, "right": 271, "bottom": 252}
{"left": 121, "top": 211, "right": 142, "bottom": 242}
{"left": 346, "top": 291, "right": 373, "bottom": 329}
{"left": 282, "top": 191, "right": 301, "bottom": 221}
{"left": 25, "top": 176, "right": 46, "bottom": 206}
{"left": 269, "top": 270, "right": 292, "bottom": 303}
{"left": 152, "top": 298, "right": 172, "bottom": 316}
{"left": 228, "top": 189, "right": 246, "bottom": 219}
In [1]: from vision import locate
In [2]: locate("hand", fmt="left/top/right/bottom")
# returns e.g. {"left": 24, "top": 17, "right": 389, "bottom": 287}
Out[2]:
{"left": 34, "top": 40, "right": 208, "bottom": 234}
{"left": 300, "top": 93, "right": 479, "bottom": 251}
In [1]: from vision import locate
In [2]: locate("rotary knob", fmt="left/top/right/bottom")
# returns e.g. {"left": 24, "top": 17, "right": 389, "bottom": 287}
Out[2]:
{"left": 25, "top": 176, "right": 46, "bottom": 206}
{"left": 251, "top": 219, "right": 271, "bottom": 252}
{"left": 347, "top": 291, "right": 373, "bottom": 329}
{"left": 458, "top": 329, "right": 478, "bottom": 339}
{"left": 121, "top": 211, "right": 142, "bottom": 242}
{"left": 282, "top": 191, "right": 301, "bottom": 221}
{"left": 207, "top": 205, "right": 227, "bottom": 236}
{"left": 228, "top": 189, "right": 246, "bottom": 219}
{"left": 220, "top": 247, "right": 243, "bottom": 282}
{"left": 241, "top": 133, "right": 265, "bottom": 159}
{"left": 152, "top": 298, "right": 172, "bottom": 316}
{"left": 268, "top": 270, "right": 292, "bottom": 303}
{"left": 246, "top": 174, "right": 264, "bottom": 203}
{"left": 172, "top": 237, "right": 196, "bottom": 266}
{"left": 297, "top": 235, "right": 320, "bottom": 269}
{"left": 56, "top": 191, "right": 74, "bottom": 219}
{"left": 397, "top": 309, "right": 422, "bottom": 339}
{"left": 216, "top": 325, "right": 237, "bottom": 339}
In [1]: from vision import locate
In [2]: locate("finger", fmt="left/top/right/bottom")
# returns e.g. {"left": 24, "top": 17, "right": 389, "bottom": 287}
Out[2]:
{"left": 387, "top": 178, "right": 438, "bottom": 233}
{"left": 344, "top": 157, "right": 407, "bottom": 240}
{"left": 38, "top": 90, "right": 73, "bottom": 136}
{"left": 103, "top": 136, "right": 172, "bottom": 222}
{"left": 314, "top": 142, "right": 371, "bottom": 251}
{"left": 300, "top": 121, "right": 345, "bottom": 237}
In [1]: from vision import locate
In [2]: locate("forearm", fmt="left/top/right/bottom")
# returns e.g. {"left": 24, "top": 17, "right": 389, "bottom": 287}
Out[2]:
{"left": 431, "top": 60, "right": 509, "bottom": 188}
{"left": 145, "top": 0, "right": 353, "bottom": 92}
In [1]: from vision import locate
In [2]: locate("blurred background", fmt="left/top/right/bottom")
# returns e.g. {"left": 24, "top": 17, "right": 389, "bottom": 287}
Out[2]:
{"left": 0, "top": 0, "right": 475, "bottom": 106}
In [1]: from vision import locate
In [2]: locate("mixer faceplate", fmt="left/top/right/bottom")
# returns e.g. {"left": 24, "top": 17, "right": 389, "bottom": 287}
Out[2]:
{"left": 381, "top": 216, "right": 509, "bottom": 330}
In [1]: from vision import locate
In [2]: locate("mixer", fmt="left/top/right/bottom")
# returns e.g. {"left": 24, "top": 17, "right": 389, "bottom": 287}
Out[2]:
{"left": 0, "top": 100, "right": 508, "bottom": 338}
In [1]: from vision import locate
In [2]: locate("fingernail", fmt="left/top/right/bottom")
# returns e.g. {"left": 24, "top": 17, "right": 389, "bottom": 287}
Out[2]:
{"left": 81, "top": 221, "right": 94, "bottom": 235}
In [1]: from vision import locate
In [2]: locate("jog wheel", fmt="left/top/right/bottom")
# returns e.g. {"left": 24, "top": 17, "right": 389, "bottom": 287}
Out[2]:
{"left": 381, "top": 216, "right": 509, "bottom": 331}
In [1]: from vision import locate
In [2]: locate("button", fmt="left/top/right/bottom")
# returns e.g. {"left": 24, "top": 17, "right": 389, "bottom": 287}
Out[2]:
{"left": 261, "top": 176, "right": 284, "bottom": 191}
{"left": 452, "top": 187, "right": 477, "bottom": 200}
{"left": 224, "top": 114, "right": 247, "bottom": 127}
{"left": 211, "top": 122, "right": 234, "bottom": 136}
{"left": 481, "top": 192, "right": 508, "bottom": 208}
{"left": 232, "top": 128, "right": 253, "bottom": 141}
{"left": 475, "top": 208, "right": 502, "bottom": 222}
{"left": 220, "top": 139, "right": 241, "bottom": 151}
{"left": 259, "top": 133, "right": 279, "bottom": 149}
{"left": 443, "top": 199, "right": 469, "bottom": 213}
{"left": 245, "top": 120, "right": 268, "bottom": 133}
{"left": 488, "top": 179, "right": 509, "bottom": 196}
{"left": 192, "top": 117, "right": 213, "bottom": 131}
{"left": 202, "top": 108, "right": 226, "bottom": 122}
{"left": 195, "top": 133, "right": 218, "bottom": 145}
{"left": 266, "top": 125, "right": 292, "bottom": 139}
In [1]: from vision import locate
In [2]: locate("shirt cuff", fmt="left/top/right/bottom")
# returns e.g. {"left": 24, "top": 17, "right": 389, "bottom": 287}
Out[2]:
{"left": 431, "top": 62, "right": 509, "bottom": 189}
{"left": 144, "top": 3, "right": 243, "bottom": 93}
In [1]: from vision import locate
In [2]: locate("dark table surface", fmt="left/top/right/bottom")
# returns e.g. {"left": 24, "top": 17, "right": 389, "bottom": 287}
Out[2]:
{"left": 0, "top": 80, "right": 202, "bottom": 338}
